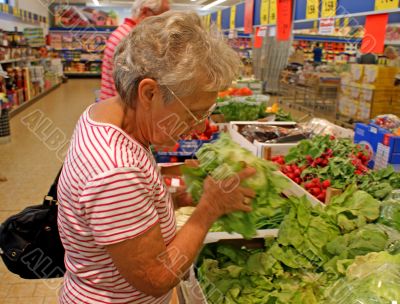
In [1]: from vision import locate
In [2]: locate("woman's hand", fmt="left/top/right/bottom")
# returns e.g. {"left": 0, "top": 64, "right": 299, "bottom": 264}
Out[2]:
{"left": 198, "top": 167, "right": 256, "bottom": 221}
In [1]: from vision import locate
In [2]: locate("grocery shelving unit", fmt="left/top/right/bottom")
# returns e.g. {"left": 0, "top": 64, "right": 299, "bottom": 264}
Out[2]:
{"left": 9, "top": 82, "right": 61, "bottom": 118}
{"left": 48, "top": 27, "right": 115, "bottom": 78}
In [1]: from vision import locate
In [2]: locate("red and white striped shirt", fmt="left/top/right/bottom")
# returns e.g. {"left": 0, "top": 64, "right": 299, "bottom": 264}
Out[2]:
{"left": 57, "top": 104, "right": 176, "bottom": 303}
{"left": 100, "top": 18, "right": 137, "bottom": 101}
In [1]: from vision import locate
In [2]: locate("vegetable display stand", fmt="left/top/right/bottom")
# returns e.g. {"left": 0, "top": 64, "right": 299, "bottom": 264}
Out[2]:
{"left": 228, "top": 121, "right": 299, "bottom": 159}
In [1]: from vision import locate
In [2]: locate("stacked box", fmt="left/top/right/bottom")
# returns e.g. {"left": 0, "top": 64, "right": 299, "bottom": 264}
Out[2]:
{"left": 363, "top": 66, "right": 398, "bottom": 85}
{"left": 339, "top": 65, "right": 398, "bottom": 122}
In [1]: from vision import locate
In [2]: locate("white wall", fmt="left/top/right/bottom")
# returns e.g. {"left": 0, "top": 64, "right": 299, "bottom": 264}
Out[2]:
{"left": 0, "top": 0, "right": 49, "bottom": 32}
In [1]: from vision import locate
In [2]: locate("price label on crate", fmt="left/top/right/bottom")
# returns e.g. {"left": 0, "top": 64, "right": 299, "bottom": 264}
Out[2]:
{"left": 375, "top": 0, "right": 399, "bottom": 11}
{"left": 321, "top": 0, "right": 337, "bottom": 18}
{"left": 306, "top": 0, "right": 319, "bottom": 19}
{"left": 260, "top": 0, "right": 269, "bottom": 25}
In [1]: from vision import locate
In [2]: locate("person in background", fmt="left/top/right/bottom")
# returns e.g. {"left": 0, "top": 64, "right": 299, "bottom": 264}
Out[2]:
{"left": 313, "top": 43, "right": 323, "bottom": 64}
{"left": 100, "top": 0, "right": 170, "bottom": 101}
{"left": 358, "top": 52, "right": 377, "bottom": 64}
{"left": 384, "top": 46, "right": 400, "bottom": 67}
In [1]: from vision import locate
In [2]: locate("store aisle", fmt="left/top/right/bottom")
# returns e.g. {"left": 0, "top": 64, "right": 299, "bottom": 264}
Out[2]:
{"left": 0, "top": 79, "right": 100, "bottom": 304}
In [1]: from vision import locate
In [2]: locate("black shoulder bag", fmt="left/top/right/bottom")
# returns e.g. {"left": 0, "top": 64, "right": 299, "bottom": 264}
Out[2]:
{"left": 0, "top": 169, "right": 66, "bottom": 279}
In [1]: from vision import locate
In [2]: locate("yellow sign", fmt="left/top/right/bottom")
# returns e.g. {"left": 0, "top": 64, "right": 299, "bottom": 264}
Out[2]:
{"left": 269, "top": 0, "right": 277, "bottom": 25}
{"left": 13, "top": 7, "right": 19, "bottom": 16}
{"left": 2, "top": 4, "right": 9, "bottom": 13}
{"left": 321, "top": 0, "right": 337, "bottom": 18}
{"left": 343, "top": 17, "right": 349, "bottom": 27}
{"left": 306, "top": 0, "right": 319, "bottom": 19}
{"left": 217, "top": 10, "right": 222, "bottom": 30}
{"left": 313, "top": 20, "right": 318, "bottom": 29}
{"left": 335, "top": 18, "right": 340, "bottom": 28}
{"left": 260, "top": 0, "right": 269, "bottom": 25}
{"left": 375, "top": 0, "right": 399, "bottom": 10}
{"left": 230, "top": 5, "right": 236, "bottom": 29}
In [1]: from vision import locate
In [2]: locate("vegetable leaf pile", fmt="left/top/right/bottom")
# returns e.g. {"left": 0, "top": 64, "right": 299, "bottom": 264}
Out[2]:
{"left": 182, "top": 134, "right": 289, "bottom": 239}
{"left": 198, "top": 187, "right": 400, "bottom": 303}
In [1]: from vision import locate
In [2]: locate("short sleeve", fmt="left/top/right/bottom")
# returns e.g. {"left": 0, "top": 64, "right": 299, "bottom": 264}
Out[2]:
{"left": 80, "top": 167, "right": 159, "bottom": 246}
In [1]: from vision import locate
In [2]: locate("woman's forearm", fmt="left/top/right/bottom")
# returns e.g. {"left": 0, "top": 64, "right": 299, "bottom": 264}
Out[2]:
{"left": 157, "top": 201, "right": 217, "bottom": 286}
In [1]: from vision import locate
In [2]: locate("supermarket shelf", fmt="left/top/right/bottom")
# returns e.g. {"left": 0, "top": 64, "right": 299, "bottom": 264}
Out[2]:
{"left": 0, "top": 57, "right": 49, "bottom": 64}
{"left": 64, "top": 71, "right": 101, "bottom": 77}
{"left": 50, "top": 27, "right": 117, "bottom": 32}
{"left": 61, "top": 59, "right": 102, "bottom": 63}
{"left": 9, "top": 83, "right": 62, "bottom": 118}
{"left": 50, "top": 48, "right": 105, "bottom": 53}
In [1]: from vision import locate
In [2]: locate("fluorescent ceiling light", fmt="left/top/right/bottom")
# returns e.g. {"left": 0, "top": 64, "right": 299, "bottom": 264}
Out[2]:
{"left": 201, "top": 0, "right": 227, "bottom": 10}
{"left": 92, "top": 0, "right": 100, "bottom": 6}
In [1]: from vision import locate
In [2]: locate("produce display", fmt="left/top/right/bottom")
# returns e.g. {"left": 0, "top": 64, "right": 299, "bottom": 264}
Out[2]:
{"left": 183, "top": 134, "right": 290, "bottom": 238}
{"left": 272, "top": 135, "right": 400, "bottom": 203}
{"left": 197, "top": 186, "right": 400, "bottom": 303}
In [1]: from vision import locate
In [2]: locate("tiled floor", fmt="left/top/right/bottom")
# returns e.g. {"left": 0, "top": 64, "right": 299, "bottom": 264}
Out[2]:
{"left": 0, "top": 79, "right": 99, "bottom": 303}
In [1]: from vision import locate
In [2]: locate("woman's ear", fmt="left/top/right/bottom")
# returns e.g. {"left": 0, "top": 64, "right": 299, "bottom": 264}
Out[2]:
{"left": 137, "top": 78, "right": 158, "bottom": 111}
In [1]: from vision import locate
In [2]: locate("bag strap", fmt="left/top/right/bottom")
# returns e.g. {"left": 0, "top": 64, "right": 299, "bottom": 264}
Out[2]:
{"left": 43, "top": 167, "right": 63, "bottom": 206}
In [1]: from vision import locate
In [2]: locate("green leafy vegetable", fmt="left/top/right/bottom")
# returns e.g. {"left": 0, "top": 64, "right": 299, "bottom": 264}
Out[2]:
{"left": 182, "top": 134, "right": 290, "bottom": 238}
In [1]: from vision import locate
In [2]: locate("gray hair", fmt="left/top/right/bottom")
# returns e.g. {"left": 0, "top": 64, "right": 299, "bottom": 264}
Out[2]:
{"left": 131, "top": 0, "right": 163, "bottom": 19}
{"left": 113, "top": 11, "right": 241, "bottom": 107}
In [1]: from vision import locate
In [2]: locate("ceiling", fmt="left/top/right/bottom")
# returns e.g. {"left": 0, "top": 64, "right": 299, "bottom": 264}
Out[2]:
{"left": 69, "top": 0, "right": 243, "bottom": 14}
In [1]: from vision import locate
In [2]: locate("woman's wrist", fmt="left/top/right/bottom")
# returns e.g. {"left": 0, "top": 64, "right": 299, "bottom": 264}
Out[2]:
{"left": 195, "top": 198, "right": 220, "bottom": 227}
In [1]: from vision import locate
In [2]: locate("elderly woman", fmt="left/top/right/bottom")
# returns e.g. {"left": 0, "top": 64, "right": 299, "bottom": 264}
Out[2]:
{"left": 57, "top": 11, "right": 256, "bottom": 304}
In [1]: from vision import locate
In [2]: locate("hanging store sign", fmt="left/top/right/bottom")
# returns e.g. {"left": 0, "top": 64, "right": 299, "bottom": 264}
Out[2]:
{"left": 306, "top": 0, "right": 319, "bottom": 19}
{"left": 319, "top": 17, "right": 335, "bottom": 35}
{"left": 254, "top": 27, "right": 264, "bottom": 48}
{"left": 217, "top": 10, "right": 222, "bottom": 30}
{"left": 230, "top": 5, "right": 236, "bottom": 29}
{"left": 361, "top": 13, "right": 389, "bottom": 54}
{"left": 244, "top": 0, "right": 255, "bottom": 33}
{"left": 277, "top": 0, "right": 292, "bottom": 41}
{"left": 260, "top": 0, "right": 269, "bottom": 25}
{"left": 321, "top": 0, "right": 337, "bottom": 18}
{"left": 375, "top": 0, "right": 399, "bottom": 11}
{"left": 269, "top": 0, "right": 277, "bottom": 25}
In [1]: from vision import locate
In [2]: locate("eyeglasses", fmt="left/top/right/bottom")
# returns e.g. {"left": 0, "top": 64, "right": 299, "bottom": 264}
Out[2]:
{"left": 165, "top": 86, "right": 216, "bottom": 127}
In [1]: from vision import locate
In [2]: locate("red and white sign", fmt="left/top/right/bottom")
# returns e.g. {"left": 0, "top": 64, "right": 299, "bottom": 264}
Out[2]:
{"left": 319, "top": 18, "right": 335, "bottom": 35}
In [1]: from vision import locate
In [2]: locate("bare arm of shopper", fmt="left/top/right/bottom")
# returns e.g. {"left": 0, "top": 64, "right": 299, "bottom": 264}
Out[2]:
{"left": 106, "top": 167, "right": 256, "bottom": 298}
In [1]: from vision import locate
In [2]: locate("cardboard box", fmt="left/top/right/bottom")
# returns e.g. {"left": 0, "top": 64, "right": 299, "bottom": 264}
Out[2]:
{"left": 228, "top": 121, "right": 299, "bottom": 159}
{"left": 354, "top": 123, "right": 391, "bottom": 168}
{"left": 374, "top": 133, "right": 400, "bottom": 172}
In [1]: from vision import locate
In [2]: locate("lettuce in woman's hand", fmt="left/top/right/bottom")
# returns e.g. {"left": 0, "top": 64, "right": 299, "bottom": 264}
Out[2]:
{"left": 182, "top": 134, "right": 289, "bottom": 238}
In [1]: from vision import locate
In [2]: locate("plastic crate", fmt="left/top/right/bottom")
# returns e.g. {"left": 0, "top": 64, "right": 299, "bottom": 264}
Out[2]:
{"left": 154, "top": 133, "right": 220, "bottom": 163}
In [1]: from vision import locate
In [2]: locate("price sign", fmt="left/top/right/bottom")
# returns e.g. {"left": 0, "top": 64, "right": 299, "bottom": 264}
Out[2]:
{"left": 335, "top": 18, "right": 341, "bottom": 28}
{"left": 277, "top": 0, "right": 293, "bottom": 41}
{"left": 230, "top": 5, "right": 236, "bottom": 29}
{"left": 2, "top": 4, "right": 9, "bottom": 13}
{"left": 306, "top": 0, "right": 319, "bottom": 19}
{"left": 269, "top": 0, "right": 277, "bottom": 25}
{"left": 260, "top": 0, "right": 269, "bottom": 25}
{"left": 344, "top": 17, "right": 349, "bottom": 27}
{"left": 375, "top": 0, "right": 399, "bottom": 10}
{"left": 217, "top": 10, "right": 222, "bottom": 30}
{"left": 321, "top": 0, "right": 337, "bottom": 18}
